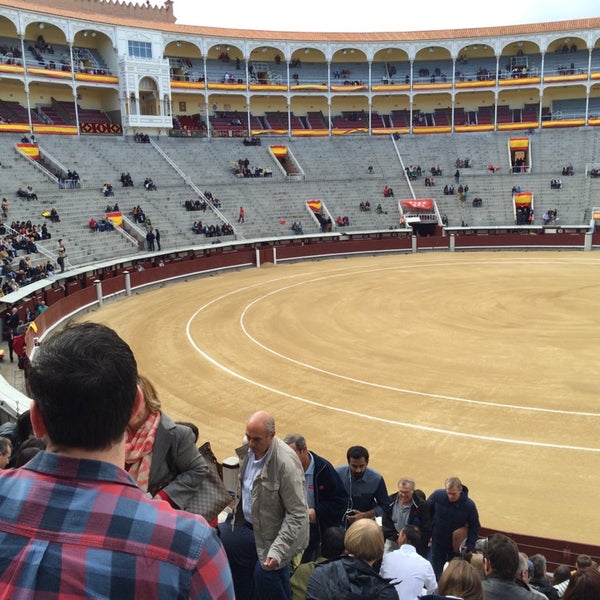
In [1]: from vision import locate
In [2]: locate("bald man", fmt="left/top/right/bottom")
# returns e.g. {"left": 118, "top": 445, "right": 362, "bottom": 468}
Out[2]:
{"left": 219, "top": 411, "right": 309, "bottom": 600}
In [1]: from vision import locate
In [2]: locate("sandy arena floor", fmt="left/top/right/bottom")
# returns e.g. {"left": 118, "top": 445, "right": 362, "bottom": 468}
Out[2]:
{"left": 78, "top": 251, "right": 600, "bottom": 545}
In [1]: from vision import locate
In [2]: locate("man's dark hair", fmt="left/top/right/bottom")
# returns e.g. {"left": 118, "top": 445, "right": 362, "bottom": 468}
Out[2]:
{"left": 26, "top": 322, "right": 138, "bottom": 450}
{"left": 320, "top": 526, "right": 346, "bottom": 560}
{"left": 346, "top": 445, "right": 369, "bottom": 462}
{"left": 401, "top": 524, "right": 421, "bottom": 548}
{"left": 15, "top": 409, "right": 33, "bottom": 441}
{"left": 485, "top": 533, "right": 520, "bottom": 580}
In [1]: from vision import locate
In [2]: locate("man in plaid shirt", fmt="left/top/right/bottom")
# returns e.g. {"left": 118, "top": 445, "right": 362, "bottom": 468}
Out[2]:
{"left": 0, "top": 322, "right": 234, "bottom": 599}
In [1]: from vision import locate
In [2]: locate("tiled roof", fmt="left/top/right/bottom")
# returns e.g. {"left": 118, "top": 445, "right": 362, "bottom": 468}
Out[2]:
{"left": 1, "top": 0, "right": 600, "bottom": 43}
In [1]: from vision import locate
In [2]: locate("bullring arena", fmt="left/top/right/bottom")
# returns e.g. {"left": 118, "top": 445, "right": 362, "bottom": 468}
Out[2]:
{"left": 77, "top": 251, "right": 600, "bottom": 548}
{"left": 2, "top": 0, "right": 600, "bottom": 571}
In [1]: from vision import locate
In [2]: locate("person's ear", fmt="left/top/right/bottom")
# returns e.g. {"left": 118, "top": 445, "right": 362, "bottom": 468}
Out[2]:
{"left": 30, "top": 400, "right": 47, "bottom": 439}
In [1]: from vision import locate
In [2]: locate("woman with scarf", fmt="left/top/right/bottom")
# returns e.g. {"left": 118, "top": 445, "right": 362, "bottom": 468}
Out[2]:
{"left": 125, "top": 374, "right": 208, "bottom": 512}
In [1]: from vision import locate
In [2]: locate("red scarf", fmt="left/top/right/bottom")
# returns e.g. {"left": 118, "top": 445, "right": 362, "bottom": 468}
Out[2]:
{"left": 124, "top": 411, "right": 160, "bottom": 492}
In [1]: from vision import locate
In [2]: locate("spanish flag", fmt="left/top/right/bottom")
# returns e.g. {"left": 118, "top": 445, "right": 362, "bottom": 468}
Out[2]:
{"left": 509, "top": 137, "right": 529, "bottom": 151}
{"left": 106, "top": 211, "right": 123, "bottom": 227}
{"left": 270, "top": 145, "right": 288, "bottom": 157}
{"left": 307, "top": 200, "right": 322, "bottom": 212}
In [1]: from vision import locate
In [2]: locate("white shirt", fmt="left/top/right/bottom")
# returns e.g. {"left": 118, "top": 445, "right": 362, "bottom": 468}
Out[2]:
{"left": 380, "top": 544, "right": 437, "bottom": 600}
{"left": 304, "top": 452, "right": 316, "bottom": 510}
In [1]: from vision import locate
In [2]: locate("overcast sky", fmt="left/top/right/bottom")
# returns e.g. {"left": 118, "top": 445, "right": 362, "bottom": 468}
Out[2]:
{"left": 150, "top": 0, "right": 600, "bottom": 33}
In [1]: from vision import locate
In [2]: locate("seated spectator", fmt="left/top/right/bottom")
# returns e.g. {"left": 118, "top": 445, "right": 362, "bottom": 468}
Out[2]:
{"left": 425, "top": 177, "right": 435, "bottom": 186}
{"left": 562, "top": 164, "right": 574, "bottom": 176}
{"left": 376, "top": 204, "right": 388, "bottom": 215}
{"left": 120, "top": 172, "right": 134, "bottom": 187}
{"left": 16, "top": 187, "right": 29, "bottom": 199}
{"left": 562, "top": 568, "right": 600, "bottom": 600}
{"left": 482, "top": 533, "right": 538, "bottom": 599}
{"left": 102, "top": 183, "right": 114, "bottom": 197}
{"left": 529, "top": 554, "right": 559, "bottom": 600}
{"left": 49, "top": 207, "right": 60, "bottom": 222}
{"left": 367, "top": 165, "right": 374, "bottom": 174}
{"left": 420, "top": 558, "right": 483, "bottom": 600}
{"left": 472, "top": 197, "right": 483, "bottom": 207}
{"left": 291, "top": 221, "right": 303, "bottom": 235}
{"left": 98, "top": 218, "right": 114, "bottom": 231}
{"left": 306, "top": 519, "right": 397, "bottom": 599}
{"left": 551, "top": 178, "right": 562, "bottom": 189}
{"left": 383, "top": 186, "right": 394, "bottom": 198}
{"left": 131, "top": 205, "right": 145, "bottom": 224}
{"left": 380, "top": 524, "right": 436, "bottom": 597}
{"left": 44, "top": 260, "right": 55, "bottom": 276}
{"left": 1, "top": 197, "right": 8, "bottom": 218}
{"left": 590, "top": 168, "right": 600, "bottom": 178}
{"left": 551, "top": 564, "right": 571, "bottom": 598}
{"left": 143, "top": 177, "right": 157, "bottom": 191}
{"left": 290, "top": 527, "right": 346, "bottom": 600}
{"left": 431, "top": 165, "right": 442, "bottom": 176}
{"left": 88, "top": 217, "right": 99, "bottom": 231}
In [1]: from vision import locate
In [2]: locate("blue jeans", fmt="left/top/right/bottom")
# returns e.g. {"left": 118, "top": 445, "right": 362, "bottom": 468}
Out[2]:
{"left": 218, "top": 521, "right": 257, "bottom": 600}
{"left": 254, "top": 561, "right": 291, "bottom": 600}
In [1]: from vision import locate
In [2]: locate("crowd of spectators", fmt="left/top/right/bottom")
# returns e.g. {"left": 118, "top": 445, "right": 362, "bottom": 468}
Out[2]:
{"left": 88, "top": 216, "right": 115, "bottom": 232}
{"left": 134, "top": 132, "right": 151, "bottom": 143}
{"left": 16, "top": 186, "right": 38, "bottom": 201}
{"left": 57, "top": 169, "right": 80, "bottom": 189}
{"left": 191, "top": 221, "right": 234, "bottom": 237}
{"left": 184, "top": 191, "right": 222, "bottom": 212}
{"left": 542, "top": 209, "right": 559, "bottom": 224}
{"left": 143, "top": 177, "right": 157, "bottom": 191}
{"left": 130, "top": 205, "right": 147, "bottom": 224}
{"left": 0, "top": 220, "right": 56, "bottom": 293}
{"left": 120, "top": 172, "right": 134, "bottom": 187}
{"left": 516, "top": 205, "right": 534, "bottom": 224}
{"left": 233, "top": 157, "right": 272, "bottom": 178}
{"left": 562, "top": 164, "right": 574, "bottom": 176}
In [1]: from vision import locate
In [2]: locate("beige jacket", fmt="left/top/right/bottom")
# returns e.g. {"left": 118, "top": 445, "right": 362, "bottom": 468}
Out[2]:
{"left": 233, "top": 436, "right": 309, "bottom": 567}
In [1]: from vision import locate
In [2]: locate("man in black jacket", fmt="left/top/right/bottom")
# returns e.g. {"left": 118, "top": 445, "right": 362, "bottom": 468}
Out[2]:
{"left": 285, "top": 433, "right": 348, "bottom": 562}
{"left": 381, "top": 477, "right": 431, "bottom": 556}
{"left": 529, "top": 554, "right": 559, "bottom": 600}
